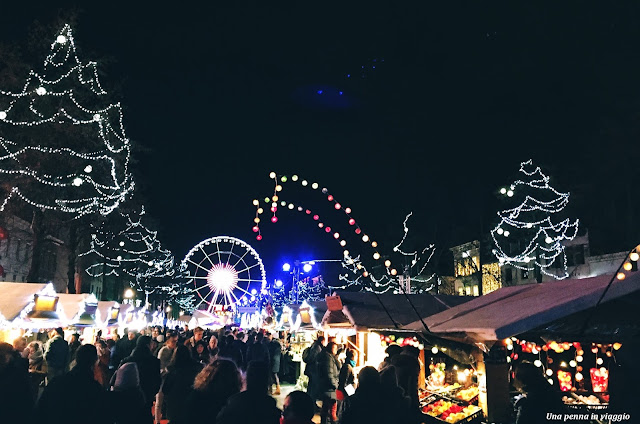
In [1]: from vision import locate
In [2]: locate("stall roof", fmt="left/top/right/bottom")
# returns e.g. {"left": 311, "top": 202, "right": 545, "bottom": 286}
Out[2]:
{"left": 57, "top": 293, "right": 92, "bottom": 323}
{"left": 96, "top": 301, "right": 119, "bottom": 325}
{"left": 404, "top": 273, "right": 640, "bottom": 343}
{"left": 323, "top": 292, "right": 473, "bottom": 332}
{"left": 0, "top": 282, "right": 49, "bottom": 321}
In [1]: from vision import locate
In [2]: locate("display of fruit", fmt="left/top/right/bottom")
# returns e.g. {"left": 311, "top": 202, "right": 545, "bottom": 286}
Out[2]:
{"left": 590, "top": 368, "right": 609, "bottom": 393}
{"left": 456, "top": 386, "right": 479, "bottom": 401}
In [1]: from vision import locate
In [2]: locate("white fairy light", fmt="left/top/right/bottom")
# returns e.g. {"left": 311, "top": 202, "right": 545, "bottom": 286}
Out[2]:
{"left": 491, "top": 160, "right": 579, "bottom": 280}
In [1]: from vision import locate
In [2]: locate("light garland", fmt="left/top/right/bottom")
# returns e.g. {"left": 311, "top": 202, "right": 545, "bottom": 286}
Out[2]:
{"left": 251, "top": 173, "right": 438, "bottom": 294}
{"left": 80, "top": 207, "right": 176, "bottom": 297}
{"left": 491, "top": 160, "right": 579, "bottom": 280}
{"left": 0, "top": 24, "right": 133, "bottom": 217}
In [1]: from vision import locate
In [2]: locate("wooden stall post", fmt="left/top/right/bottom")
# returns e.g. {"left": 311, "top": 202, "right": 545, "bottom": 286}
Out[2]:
{"left": 477, "top": 344, "right": 511, "bottom": 423}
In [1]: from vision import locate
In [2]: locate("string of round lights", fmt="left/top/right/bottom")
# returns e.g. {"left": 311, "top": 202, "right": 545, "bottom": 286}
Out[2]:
{"left": 0, "top": 24, "right": 133, "bottom": 218}
{"left": 491, "top": 160, "right": 579, "bottom": 280}
{"left": 251, "top": 172, "right": 438, "bottom": 294}
{"left": 80, "top": 207, "right": 176, "bottom": 296}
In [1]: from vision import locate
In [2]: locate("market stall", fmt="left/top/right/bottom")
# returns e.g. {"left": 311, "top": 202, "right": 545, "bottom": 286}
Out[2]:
{"left": 0, "top": 282, "right": 58, "bottom": 342}
{"left": 405, "top": 269, "right": 640, "bottom": 422}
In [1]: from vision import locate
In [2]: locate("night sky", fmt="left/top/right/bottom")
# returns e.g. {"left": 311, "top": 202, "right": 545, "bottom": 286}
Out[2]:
{"left": 3, "top": 3, "right": 640, "bottom": 283}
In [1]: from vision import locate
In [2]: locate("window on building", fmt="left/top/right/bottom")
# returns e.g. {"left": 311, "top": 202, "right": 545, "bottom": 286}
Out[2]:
{"left": 465, "top": 286, "right": 471, "bottom": 296}
{"left": 12, "top": 274, "right": 16, "bottom": 281}
{"left": 458, "top": 288, "right": 464, "bottom": 296}
{"left": 566, "top": 245, "right": 585, "bottom": 267}
{"left": 521, "top": 269, "right": 529, "bottom": 280}
{"left": 472, "top": 285, "right": 479, "bottom": 296}
{"left": 505, "top": 268, "right": 513, "bottom": 284}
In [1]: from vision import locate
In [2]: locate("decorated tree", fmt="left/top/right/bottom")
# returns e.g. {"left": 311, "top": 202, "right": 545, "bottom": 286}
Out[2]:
{"left": 0, "top": 24, "right": 134, "bottom": 286}
{"left": 338, "top": 212, "right": 439, "bottom": 294}
{"left": 81, "top": 207, "right": 175, "bottom": 301}
{"left": 491, "top": 160, "right": 579, "bottom": 282}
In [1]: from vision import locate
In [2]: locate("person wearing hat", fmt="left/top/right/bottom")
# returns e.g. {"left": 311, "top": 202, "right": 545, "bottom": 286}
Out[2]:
{"left": 116, "top": 335, "right": 161, "bottom": 418}
{"left": 108, "top": 362, "right": 149, "bottom": 424}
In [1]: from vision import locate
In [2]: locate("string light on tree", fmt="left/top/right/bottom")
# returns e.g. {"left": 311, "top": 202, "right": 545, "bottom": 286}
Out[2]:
{"left": 0, "top": 24, "right": 134, "bottom": 217}
{"left": 491, "top": 160, "right": 579, "bottom": 281}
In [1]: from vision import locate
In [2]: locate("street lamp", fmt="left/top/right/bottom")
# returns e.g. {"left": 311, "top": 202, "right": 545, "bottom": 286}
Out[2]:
{"left": 282, "top": 263, "right": 291, "bottom": 272}
{"left": 124, "top": 288, "right": 134, "bottom": 303}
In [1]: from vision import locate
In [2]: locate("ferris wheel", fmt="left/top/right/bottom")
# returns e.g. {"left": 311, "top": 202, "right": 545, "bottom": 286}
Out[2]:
{"left": 181, "top": 236, "right": 267, "bottom": 312}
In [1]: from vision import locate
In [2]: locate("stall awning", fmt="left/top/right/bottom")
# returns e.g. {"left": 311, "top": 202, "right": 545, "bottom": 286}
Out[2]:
{"left": 0, "top": 282, "right": 50, "bottom": 323}
{"left": 404, "top": 273, "right": 640, "bottom": 343}
{"left": 57, "top": 293, "right": 92, "bottom": 324}
{"left": 323, "top": 292, "right": 473, "bottom": 332}
{"left": 97, "top": 301, "right": 120, "bottom": 326}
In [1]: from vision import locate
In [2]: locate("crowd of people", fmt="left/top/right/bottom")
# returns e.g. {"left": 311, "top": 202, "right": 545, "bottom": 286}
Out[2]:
{"left": 1, "top": 326, "right": 424, "bottom": 424}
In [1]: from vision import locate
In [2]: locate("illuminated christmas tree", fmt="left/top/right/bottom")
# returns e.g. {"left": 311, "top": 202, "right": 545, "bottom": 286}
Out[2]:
{"left": 81, "top": 208, "right": 175, "bottom": 301}
{"left": 491, "top": 160, "right": 579, "bottom": 282}
{"left": 0, "top": 24, "right": 133, "bottom": 217}
{"left": 0, "top": 24, "right": 134, "bottom": 286}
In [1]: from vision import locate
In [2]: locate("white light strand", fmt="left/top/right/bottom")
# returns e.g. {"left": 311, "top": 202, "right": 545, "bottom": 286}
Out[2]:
{"left": 491, "top": 160, "right": 579, "bottom": 279}
{"left": 0, "top": 24, "right": 133, "bottom": 218}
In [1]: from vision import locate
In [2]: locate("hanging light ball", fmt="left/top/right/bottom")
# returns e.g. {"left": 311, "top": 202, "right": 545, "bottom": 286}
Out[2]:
{"left": 624, "top": 262, "right": 633, "bottom": 271}
{"left": 84, "top": 165, "right": 93, "bottom": 173}
{"left": 340, "top": 240, "right": 347, "bottom": 247}
{"left": 545, "top": 236, "right": 553, "bottom": 244}
{"left": 371, "top": 241, "right": 378, "bottom": 248}
{"left": 0, "top": 111, "right": 6, "bottom": 120}
{"left": 254, "top": 218, "right": 260, "bottom": 224}
{"left": 362, "top": 235, "right": 369, "bottom": 242}
{"left": 500, "top": 187, "right": 507, "bottom": 194}
{"left": 275, "top": 185, "right": 283, "bottom": 192}
{"left": 390, "top": 269, "right": 397, "bottom": 276}
{"left": 302, "top": 180, "right": 308, "bottom": 186}
{"left": 575, "top": 372, "right": 583, "bottom": 381}
{"left": 497, "top": 228, "right": 504, "bottom": 235}
{"left": 318, "top": 223, "right": 324, "bottom": 228}
{"left": 269, "top": 172, "right": 276, "bottom": 179}
{"left": 271, "top": 216, "right": 278, "bottom": 223}
{"left": 119, "top": 241, "right": 125, "bottom": 247}
{"left": 334, "top": 232, "right": 340, "bottom": 239}
{"left": 292, "top": 175, "right": 298, "bottom": 181}
{"left": 257, "top": 208, "right": 264, "bottom": 214}
{"left": 355, "top": 228, "right": 361, "bottom": 234}
{"left": 349, "top": 219, "right": 356, "bottom": 225}
{"left": 313, "top": 215, "right": 319, "bottom": 221}
{"left": 264, "top": 197, "right": 270, "bottom": 203}
{"left": 311, "top": 183, "right": 319, "bottom": 189}
{"left": 617, "top": 272, "right": 626, "bottom": 280}
{"left": 252, "top": 199, "right": 259, "bottom": 206}
{"left": 72, "top": 177, "right": 83, "bottom": 186}
{"left": 36, "top": 87, "right": 47, "bottom": 95}
{"left": 325, "top": 227, "right": 331, "bottom": 233}
{"left": 56, "top": 34, "right": 68, "bottom": 44}
{"left": 256, "top": 235, "right": 262, "bottom": 241}
{"left": 288, "top": 203, "right": 294, "bottom": 210}
{"left": 252, "top": 226, "right": 259, "bottom": 233}
{"left": 327, "top": 195, "right": 334, "bottom": 201}
{"left": 534, "top": 360, "right": 542, "bottom": 367}
{"left": 345, "top": 208, "right": 351, "bottom": 214}
{"left": 630, "top": 252, "right": 639, "bottom": 262}
{"left": 343, "top": 250, "right": 349, "bottom": 256}
{"left": 507, "top": 190, "right": 514, "bottom": 197}
{"left": 373, "top": 252, "right": 381, "bottom": 260}
{"left": 335, "top": 203, "right": 341, "bottom": 210}
{"left": 281, "top": 176, "right": 288, "bottom": 182}
{"left": 384, "top": 260, "right": 391, "bottom": 267}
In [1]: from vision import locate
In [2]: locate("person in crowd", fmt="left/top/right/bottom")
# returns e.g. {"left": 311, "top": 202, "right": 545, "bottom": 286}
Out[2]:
{"left": 513, "top": 361, "right": 564, "bottom": 424}
{"left": 44, "top": 327, "right": 68, "bottom": 384}
{"left": 390, "top": 345, "right": 420, "bottom": 413}
{"left": 0, "top": 342, "right": 34, "bottom": 423}
{"left": 182, "top": 359, "right": 243, "bottom": 423}
{"left": 267, "top": 332, "right": 282, "bottom": 395}
{"left": 247, "top": 331, "right": 270, "bottom": 364}
{"left": 154, "top": 334, "right": 165, "bottom": 355}
{"left": 158, "top": 331, "right": 178, "bottom": 375}
{"left": 337, "top": 348, "right": 357, "bottom": 420}
{"left": 184, "top": 326, "right": 205, "bottom": 358}
{"left": 341, "top": 366, "right": 384, "bottom": 424}
{"left": 208, "top": 334, "right": 220, "bottom": 358}
{"left": 378, "top": 344, "right": 402, "bottom": 372}
{"left": 109, "top": 362, "right": 149, "bottom": 424}
{"left": 107, "top": 338, "right": 118, "bottom": 371}
{"left": 117, "top": 335, "right": 161, "bottom": 416}
{"left": 217, "top": 360, "right": 281, "bottom": 424}
{"left": 67, "top": 332, "right": 81, "bottom": 371}
{"left": 233, "top": 331, "right": 247, "bottom": 367}
{"left": 302, "top": 334, "right": 324, "bottom": 404}
{"left": 12, "top": 336, "right": 29, "bottom": 371}
{"left": 317, "top": 341, "right": 340, "bottom": 424}
{"left": 155, "top": 345, "right": 202, "bottom": 424}
{"left": 220, "top": 334, "right": 244, "bottom": 367}
{"left": 194, "top": 339, "right": 211, "bottom": 365}
{"left": 281, "top": 390, "right": 316, "bottom": 424}
{"left": 113, "top": 330, "right": 136, "bottom": 366}
{"left": 95, "top": 339, "right": 111, "bottom": 388}
{"left": 379, "top": 365, "right": 412, "bottom": 423}
{"left": 36, "top": 344, "right": 110, "bottom": 424}
{"left": 27, "top": 341, "right": 47, "bottom": 400}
